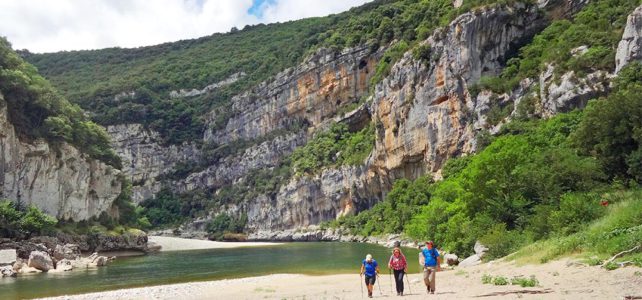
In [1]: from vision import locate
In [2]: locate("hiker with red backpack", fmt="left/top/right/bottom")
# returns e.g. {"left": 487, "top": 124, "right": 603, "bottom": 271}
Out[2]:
{"left": 388, "top": 247, "right": 408, "bottom": 296}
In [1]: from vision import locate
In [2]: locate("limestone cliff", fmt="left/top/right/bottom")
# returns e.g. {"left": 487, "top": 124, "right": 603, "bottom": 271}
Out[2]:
{"left": 205, "top": 46, "right": 382, "bottom": 143}
{"left": 370, "top": 3, "right": 550, "bottom": 179}
{"left": 107, "top": 124, "right": 200, "bottom": 203}
{"left": 0, "top": 94, "right": 121, "bottom": 221}
{"left": 202, "top": 1, "right": 582, "bottom": 232}
{"left": 616, "top": 5, "right": 642, "bottom": 73}
{"left": 110, "top": 0, "right": 606, "bottom": 235}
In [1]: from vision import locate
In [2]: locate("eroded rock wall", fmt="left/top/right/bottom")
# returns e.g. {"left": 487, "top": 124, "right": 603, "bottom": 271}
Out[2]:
{"left": 0, "top": 94, "right": 121, "bottom": 221}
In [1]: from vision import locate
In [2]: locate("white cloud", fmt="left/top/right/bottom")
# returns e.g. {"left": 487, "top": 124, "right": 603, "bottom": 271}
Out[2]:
{"left": 260, "top": 0, "right": 369, "bottom": 23}
{"left": 0, "top": 0, "right": 371, "bottom": 53}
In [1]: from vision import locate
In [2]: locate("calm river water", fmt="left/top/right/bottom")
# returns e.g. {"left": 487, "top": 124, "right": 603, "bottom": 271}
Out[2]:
{"left": 0, "top": 242, "right": 421, "bottom": 299}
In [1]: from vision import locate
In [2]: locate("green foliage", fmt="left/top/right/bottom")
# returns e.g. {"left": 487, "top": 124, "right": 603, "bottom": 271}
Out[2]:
{"left": 340, "top": 112, "right": 607, "bottom": 256}
{"left": 412, "top": 43, "right": 432, "bottom": 63}
{"left": 441, "top": 155, "right": 472, "bottom": 179}
{"left": 290, "top": 122, "right": 375, "bottom": 175}
{"left": 492, "top": 276, "right": 509, "bottom": 285}
{"left": 549, "top": 192, "right": 604, "bottom": 236}
{"left": 481, "top": 274, "right": 493, "bottom": 284}
{"left": 511, "top": 276, "right": 539, "bottom": 287}
{"left": 140, "top": 187, "right": 184, "bottom": 227}
{"left": 572, "top": 63, "right": 642, "bottom": 182}
{"left": 0, "top": 200, "right": 56, "bottom": 239}
{"left": 111, "top": 177, "right": 150, "bottom": 229}
{"left": 370, "top": 41, "right": 410, "bottom": 87}
{"left": 334, "top": 176, "right": 431, "bottom": 236}
{"left": 206, "top": 213, "right": 248, "bottom": 240}
{"left": 476, "top": 0, "right": 639, "bottom": 94}
{"left": 479, "top": 223, "right": 528, "bottom": 259}
{"left": 0, "top": 37, "right": 120, "bottom": 168}
{"left": 512, "top": 189, "right": 642, "bottom": 263}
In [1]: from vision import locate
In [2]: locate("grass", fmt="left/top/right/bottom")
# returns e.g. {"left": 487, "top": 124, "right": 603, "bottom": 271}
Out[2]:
{"left": 509, "top": 189, "right": 642, "bottom": 266}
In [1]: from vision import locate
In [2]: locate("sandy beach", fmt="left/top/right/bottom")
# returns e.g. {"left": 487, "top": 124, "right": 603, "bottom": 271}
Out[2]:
{"left": 148, "top": 236, "right": 281, "bottom": 251}
{"left": 38, "top": 257, "right": 642, "bottom": 299}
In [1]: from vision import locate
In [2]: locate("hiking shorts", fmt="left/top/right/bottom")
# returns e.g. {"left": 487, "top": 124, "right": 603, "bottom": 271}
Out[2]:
{"left": 365, "top": 274, "right": 376, "bottom": 285}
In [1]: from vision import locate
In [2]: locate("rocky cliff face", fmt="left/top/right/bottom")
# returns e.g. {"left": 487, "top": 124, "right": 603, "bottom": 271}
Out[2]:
{"left": 369, "top": 3, "right": 550, "bottom": 179}
{"left": 174, "top": 131, "right": 306, "bottom": 194}
{"left": 616, "top": 5, "right": 642, "bottom": 73}
{"left": 107, "top": 124, "right": 200, "bottom": 203}
{"left": 0, "top": 94, "right": 121, "bottom": 221}
{"left": 205, "top": 46, "right": 382, "bottom": 143}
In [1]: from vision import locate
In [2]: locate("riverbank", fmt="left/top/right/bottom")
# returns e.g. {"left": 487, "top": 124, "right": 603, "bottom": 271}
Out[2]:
{"left": 148, "top": 236, "right": 281, "bottom": 251}
{"left": 37, "top": 258, "right": 642, "bottom": 299}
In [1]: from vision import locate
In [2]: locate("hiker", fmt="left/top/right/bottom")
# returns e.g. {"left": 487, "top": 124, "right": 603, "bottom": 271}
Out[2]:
{"left": 388, "top": 247, "right": 408, "bottom": 296}
{"left": 422, "top": 240, "right": 441, "bottom": 294}
{"left": 360, "top": 254, "right": 380, "bottom": 298}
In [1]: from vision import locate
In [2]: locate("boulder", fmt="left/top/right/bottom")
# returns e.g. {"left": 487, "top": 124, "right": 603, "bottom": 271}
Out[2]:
{"left": 54, "top": 259, "right": 73, "bottom": 272}
{"left": 1, "top": 265, "right": 16, "bottom": 277}
{"left": 474, "top": 241, "right": 489, "bottom": 258}
{"left": 20, "top": 266, "right": 42, "bottom": 274}
{"left": 147, "top": 242, "right": 162, "bottom": 252}
{"left": 12, "top": 259, "right": 25, "bottom": 273}
{"left": 53, "top": 244, "right": 81, "bottom": 261}
{"left": 444, "top": 253, "right": 459, "bottom": 266}
{"left": 458, "top": 254, "right": 482, "bottom": 267}
{"left": 93, "top": 256, "right": 109, "bottom": 267}
{"left": 0, "top": 249, "right": 17, "bottom": 266}
{"left": 27, "top": 251, "right": 54, "bottom": 272}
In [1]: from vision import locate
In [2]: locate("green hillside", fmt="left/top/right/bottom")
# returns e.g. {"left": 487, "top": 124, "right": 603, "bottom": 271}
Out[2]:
{"left": 25, "top": 0, "right": 520, "bottom": 145}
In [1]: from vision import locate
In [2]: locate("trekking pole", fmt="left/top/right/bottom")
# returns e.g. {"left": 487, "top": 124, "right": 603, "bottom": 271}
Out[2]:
{"left": 360, "top": 274, "right": 364, "bottom": 298}
{"left": 389, "top": 268, "right": 393, "bottom": 294}
{"left": 376, "top": 273, "right": 383, "bottom": 296}
{"left": 405, "top": 270, "right": 412, "bottom": 295}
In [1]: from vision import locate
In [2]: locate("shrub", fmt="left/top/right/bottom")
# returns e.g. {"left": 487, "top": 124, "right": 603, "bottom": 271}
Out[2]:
{"left": 511, "top": 275, "right": 539, "bottom": 287}
{"left": 207, "top": 213, "right": 248, "bottom": 240}
{"left": 493, "top": 276, "right": 509, "bottom": 285}
{"left": 481, "top": 274, "right": 493, "bottom": 284}
{"left": 0, "top": 200, "right": 57, "bottom": 239}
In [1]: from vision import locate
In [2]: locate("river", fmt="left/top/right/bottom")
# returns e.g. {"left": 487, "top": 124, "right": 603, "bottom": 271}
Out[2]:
{"left": 0, "top": 242, "right": 421, "bottom": 299}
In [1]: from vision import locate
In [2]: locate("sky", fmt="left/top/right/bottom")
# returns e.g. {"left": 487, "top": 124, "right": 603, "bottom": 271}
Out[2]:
{"left": 0, "top": 0, "right": 371, "bottom": 53}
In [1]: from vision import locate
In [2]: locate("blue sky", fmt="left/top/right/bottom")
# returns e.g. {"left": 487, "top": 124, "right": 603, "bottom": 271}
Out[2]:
{"left": 0, "top": 0, "right": 371, "bottom": 53}
{"left": 248, "top": 0, "right": 277, "bottom": 17}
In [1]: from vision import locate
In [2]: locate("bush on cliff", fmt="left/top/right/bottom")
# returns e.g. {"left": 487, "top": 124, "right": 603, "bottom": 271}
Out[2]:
{"left": 290, "top": 122, "right": 375, "bottom": 175}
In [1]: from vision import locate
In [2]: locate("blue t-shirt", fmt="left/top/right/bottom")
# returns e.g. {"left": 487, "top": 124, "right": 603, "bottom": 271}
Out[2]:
{"left": 422, "top": 248, "right": 440, "bottom": 267}
{"left": 362, "top": 259, "right": 378, "bottom": 276}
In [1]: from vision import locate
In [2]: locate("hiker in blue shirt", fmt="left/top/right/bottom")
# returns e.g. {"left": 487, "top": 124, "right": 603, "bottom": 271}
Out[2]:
{"left": 360, "top": 254, "right": 380, "bottom": 298}
{"left": 422, "top": 240, "right": 441, "bottom": 294}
